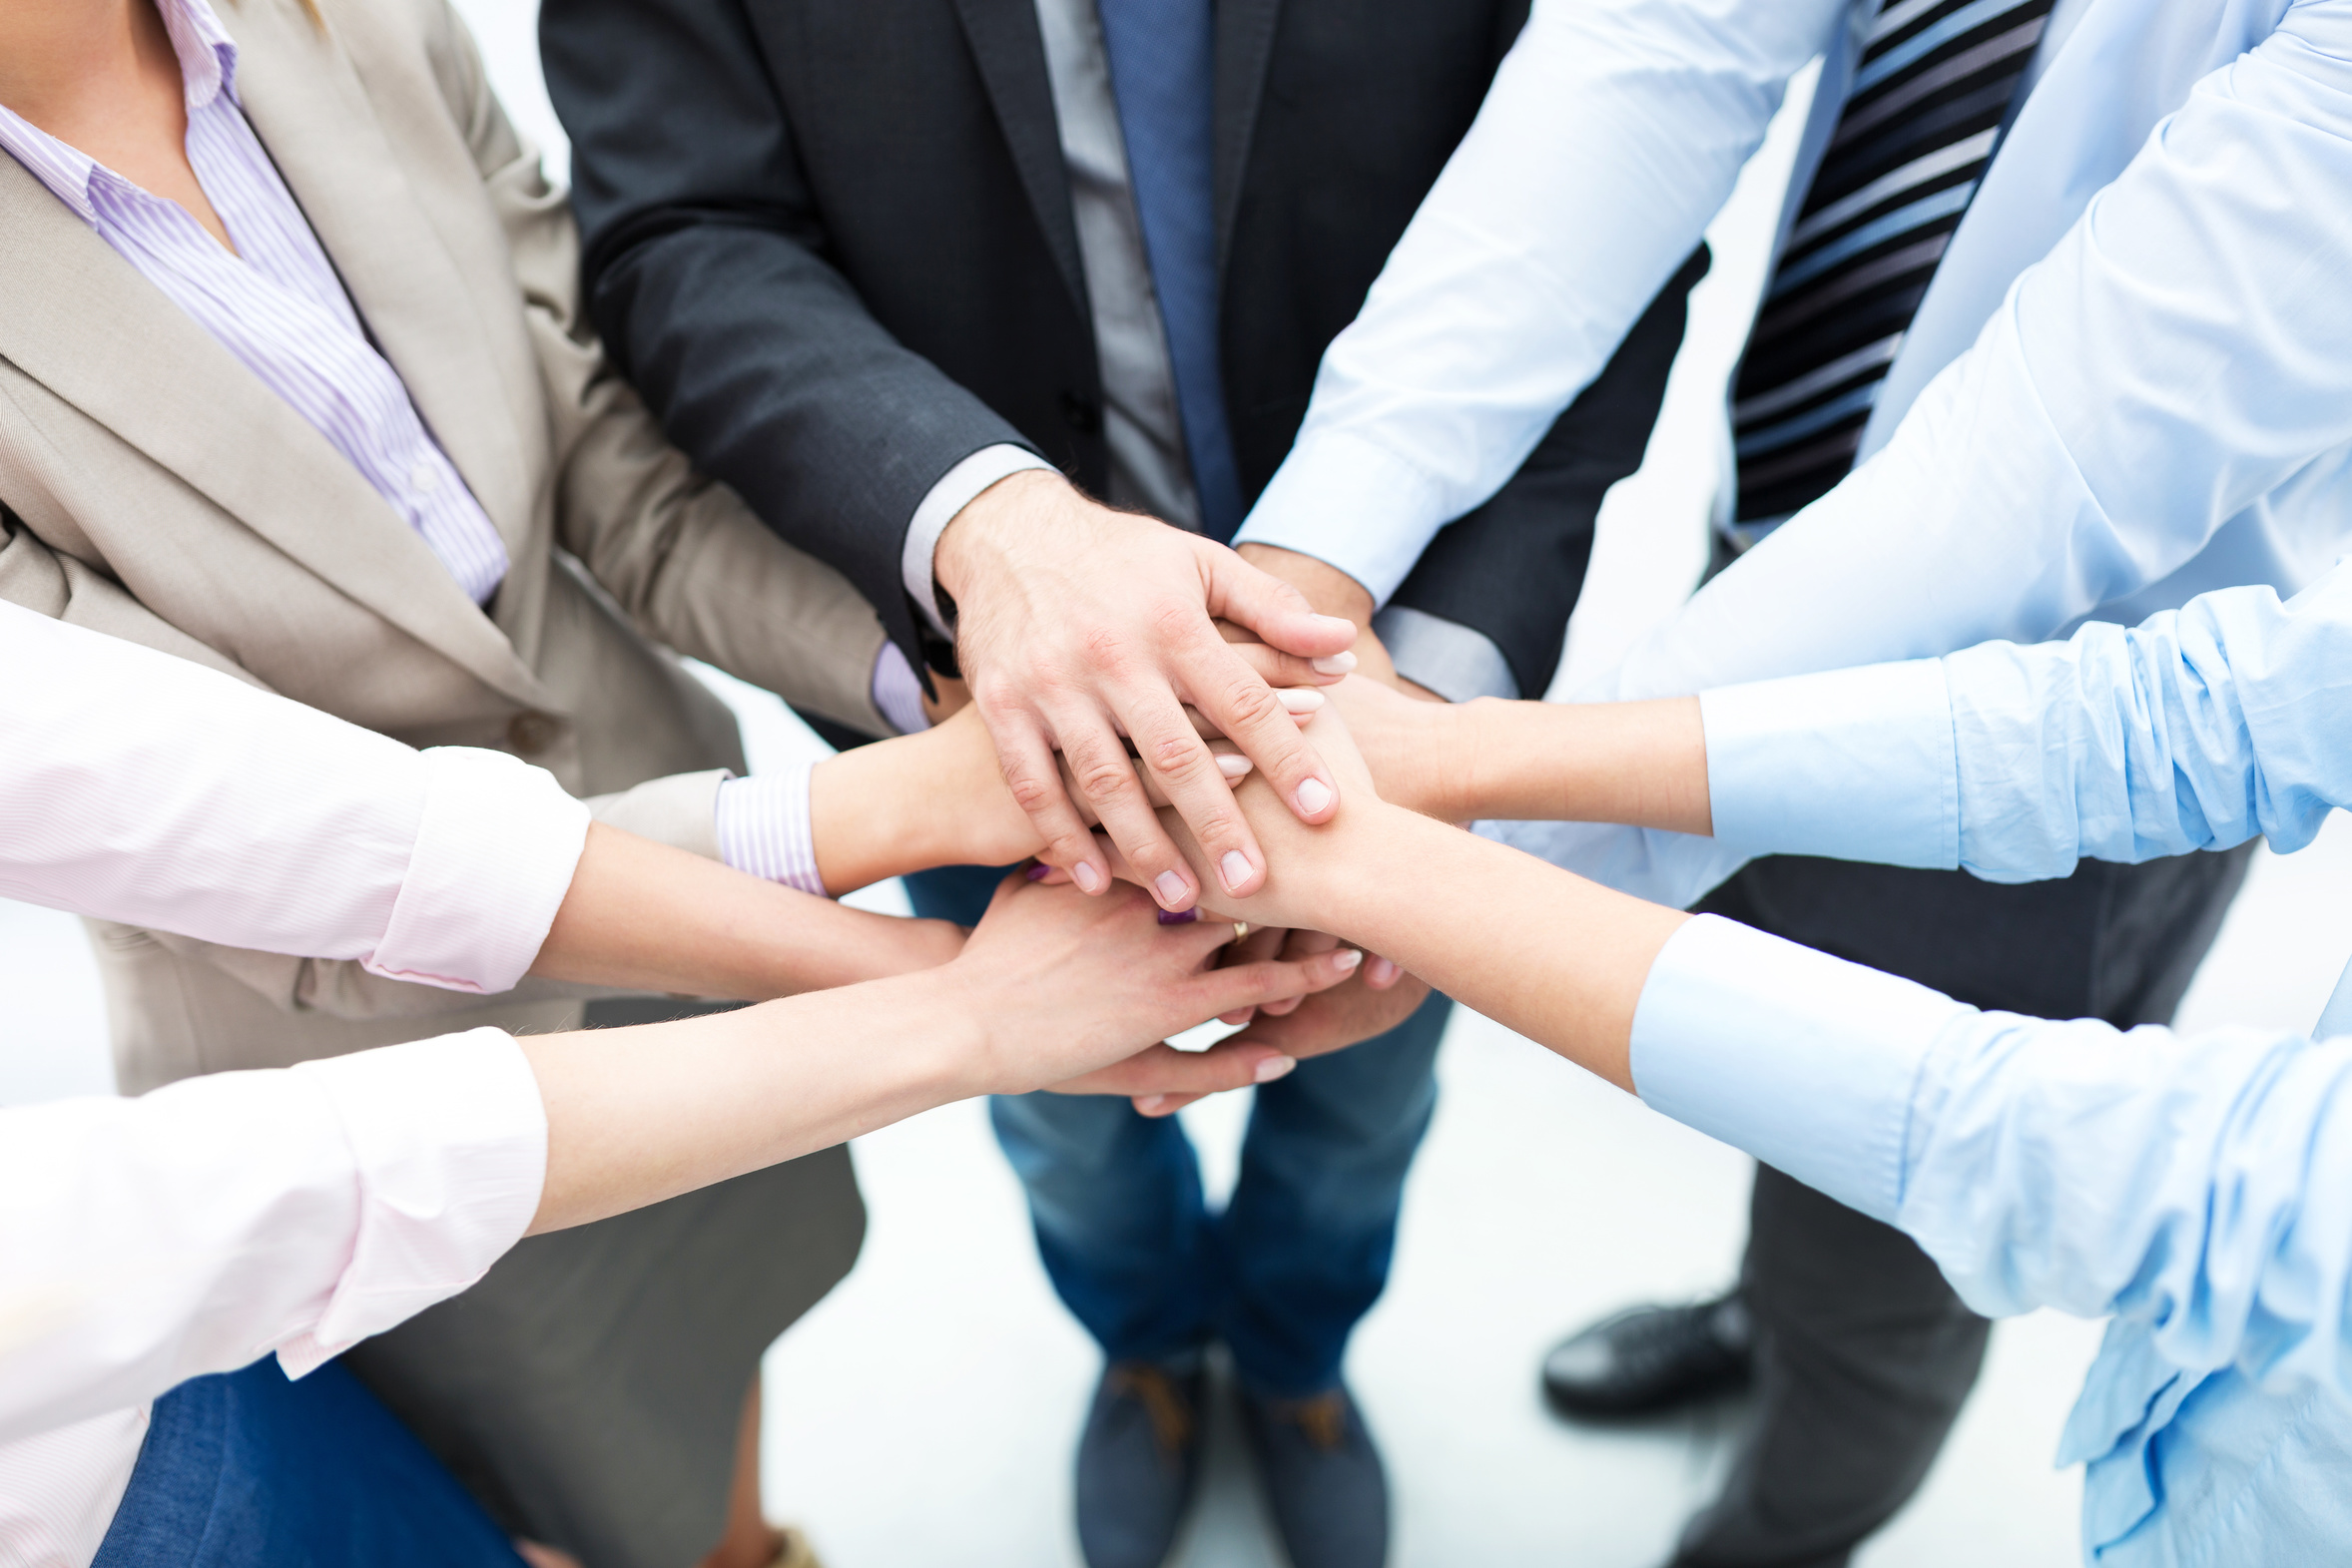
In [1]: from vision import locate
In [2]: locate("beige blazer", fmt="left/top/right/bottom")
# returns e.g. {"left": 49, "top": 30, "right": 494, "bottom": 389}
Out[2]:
{"left": 0, "top": 0, "right": 891, "bottom": 1090}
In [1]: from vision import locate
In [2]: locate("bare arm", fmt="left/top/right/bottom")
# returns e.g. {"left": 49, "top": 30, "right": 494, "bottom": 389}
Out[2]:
{"left": 527, "top": 821, "right": 962, "bottom": 995}
{"left": 1121, "top": 708, "right": 1692, "bottom": 1093}
{"left": 1332, "top": 676, "right": 1712, "bottom": 835}
{"left": 525, "top": 875, "right": 1363, "bottom": 1232}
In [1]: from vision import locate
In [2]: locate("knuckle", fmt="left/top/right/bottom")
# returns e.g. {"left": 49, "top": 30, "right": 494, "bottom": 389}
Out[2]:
{"left": 1216, "top": 677, "right": 1287, "bottom": 734}
{"left": 1004, "top": 771, "right": 1060, "bottom": 813}
{"left": 1148, "top": 599, "right": 1203, "bottom": 644}
{"left": 1078, "top": 624, "right": 1132, "bottom": 671}
{"left": 1145, "top": 730, "right": 1208, "bottom": 778}
{"left": 1072, "top": 754, "right": 1140, "bottom": 803}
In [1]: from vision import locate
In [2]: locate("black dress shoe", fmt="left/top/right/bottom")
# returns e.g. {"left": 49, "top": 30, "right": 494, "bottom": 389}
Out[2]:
{"left": 1076, "top": 1358, "right": 1207, "bottom": 1568}
{"left": 1236, "top": 1380, "right": 1389, "bottom": 1568}
{"left": 1540, "top": 1293, "right": 1753, "bottom": 1418}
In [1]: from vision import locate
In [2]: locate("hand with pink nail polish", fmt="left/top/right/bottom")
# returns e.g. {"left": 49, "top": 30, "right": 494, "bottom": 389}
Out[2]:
{"left": 948, "top": 870, "right": 1362, "bottom": 1104}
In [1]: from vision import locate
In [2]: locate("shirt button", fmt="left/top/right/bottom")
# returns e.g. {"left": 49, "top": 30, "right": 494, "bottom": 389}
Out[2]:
{"left": 507, "top": 712, "right": 558, "bottom": 755}
{"left": 411, "top": 461, "right": 439, "bottom": 494}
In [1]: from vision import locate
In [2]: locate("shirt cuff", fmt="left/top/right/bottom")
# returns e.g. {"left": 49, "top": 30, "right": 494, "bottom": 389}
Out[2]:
{"left": 1233, "top": 431, "right": 1451, "bottom": 609}
{"left": 872, "top": 641, "right": 932, "bottom": 736}
{"left": 902, "top": 445, "right": 1058, "bottom": 639}
{"left": 1373, "top": 605, "right": 1520, "bottom": 701}
{"left": 715, "top": 766, "right": 827, "bottom": 895}
{"left": 368, "top": 748, "right": 592, "bottom": 995}
{"left": 1629, "top": 914, "right": 1966, "bottom": 1224}
{"left": 281, "top": 1027, "right": 546, "bottom": 1373}
{"left": 1698, "top": 659, "right": 1958, "bottom": 869}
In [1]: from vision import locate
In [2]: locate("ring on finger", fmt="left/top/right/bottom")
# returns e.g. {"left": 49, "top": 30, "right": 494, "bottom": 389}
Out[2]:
{"left": 1230, "top": 920, "right": 1250, "bottom": 945}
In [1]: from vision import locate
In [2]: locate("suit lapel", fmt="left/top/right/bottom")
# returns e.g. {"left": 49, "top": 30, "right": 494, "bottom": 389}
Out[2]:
{"left": 0, "top": 155, "right": 550, "bottom": 710}
{"left": 1212, "top": 0, "right": 1282, "bottom": 276}
{"left": 950, "top": 0, "right": 1088, "bottom": 314}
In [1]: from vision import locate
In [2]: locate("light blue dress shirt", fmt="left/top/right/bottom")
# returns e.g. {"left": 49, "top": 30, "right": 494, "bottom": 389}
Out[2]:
{"left": 1252, "top": 0, "right": 2352, "bottom": 902}
{"left": 1634, "top": 561, "right": 2352, "bottom": 1563}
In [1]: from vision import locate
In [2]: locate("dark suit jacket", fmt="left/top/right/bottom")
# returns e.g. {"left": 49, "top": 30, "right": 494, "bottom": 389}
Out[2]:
{"left": 542, "top": 0, "right": 1704, "bottom": 702}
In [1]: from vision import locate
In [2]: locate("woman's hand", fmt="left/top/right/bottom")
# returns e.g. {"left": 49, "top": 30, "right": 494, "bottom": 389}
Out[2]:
{"left": 944, "top": 871, "right": 1363, "bottom": 1102}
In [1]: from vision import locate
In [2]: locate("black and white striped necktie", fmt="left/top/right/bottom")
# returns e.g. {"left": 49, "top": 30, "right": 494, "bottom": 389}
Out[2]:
{"left": 1730, "top": 0, "right": 2054, "bottom": 530}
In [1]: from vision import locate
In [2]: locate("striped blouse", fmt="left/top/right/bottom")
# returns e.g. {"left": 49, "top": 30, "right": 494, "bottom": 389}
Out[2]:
{"left": 0, "top": 0, "right": 511, "bottom": 604}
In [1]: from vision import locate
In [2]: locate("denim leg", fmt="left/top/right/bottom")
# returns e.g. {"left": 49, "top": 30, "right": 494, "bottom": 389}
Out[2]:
{"left": 991, "top": 1090, "right": 1220, "bottom": 1360}
{"left": 1216, "top": 991, "right": 1451, "bottom": 1394}
{"left": 907, "top": 865, "right": 1219, "bottom": 1362}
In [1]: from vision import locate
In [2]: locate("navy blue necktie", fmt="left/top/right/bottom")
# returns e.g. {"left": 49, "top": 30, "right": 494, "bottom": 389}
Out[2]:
{"left": 1731, "top": 0, "right": 2054, "bottom": 528}
{"left": 1096, "top": 0, "right": 1246, "bottom": 540}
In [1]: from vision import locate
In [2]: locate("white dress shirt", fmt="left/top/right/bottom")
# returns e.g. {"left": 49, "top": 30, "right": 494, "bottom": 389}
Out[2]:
{"left": 1619, "top": 561, "right": 2352, "bottom": 1561}
{"left": 0, "top": 603, "right": 586, "bottom": 1567}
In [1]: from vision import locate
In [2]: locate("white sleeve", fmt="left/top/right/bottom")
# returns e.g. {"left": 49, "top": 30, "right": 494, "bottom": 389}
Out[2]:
{"left": 1233, "top": 0, "right": 1844, "bottom": 604}
{"left": 1610, "top": 0, "right": 2352, "bottom": 704}
{"left": 1501, "top": 0, "right": 2352, "bottom": 904}
{"left": 0, "top": 1030, "right": 546, "bottom": 1444}
{"left": 0, "top": 601, "right": 588, "bottom": 994}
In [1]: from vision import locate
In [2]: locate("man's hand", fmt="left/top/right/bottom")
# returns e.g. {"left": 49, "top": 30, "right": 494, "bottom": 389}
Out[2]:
{"left": 935, "top": 472, "right": 1357, "bottom": 912}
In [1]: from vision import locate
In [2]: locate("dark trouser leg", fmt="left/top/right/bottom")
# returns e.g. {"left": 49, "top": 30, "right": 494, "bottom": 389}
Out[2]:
{"left": 1218, "top": 991, "right": 1451, "bottom": 1394}
{"left": 1673, "top": 844, "right": 2254, "bottom": 1568}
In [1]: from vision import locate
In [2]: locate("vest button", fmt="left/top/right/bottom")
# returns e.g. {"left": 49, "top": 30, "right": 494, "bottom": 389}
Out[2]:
{"left": 1060, "top": 392, "right": 1101, "bottom": 433}
{"left": 507, "top": 712, "right": 558, "bottom": 755}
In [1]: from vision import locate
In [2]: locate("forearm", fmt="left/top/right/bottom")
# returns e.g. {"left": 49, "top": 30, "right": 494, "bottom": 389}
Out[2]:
{"left": 1444, "top": 697, "right": 1709, "bottom": 831}
{"left": 1292, "top": 805, "right": 1686, "bottom": 1089}
{"left": 530, "top": 823, "right": 961, "bottom": 996}
{"left": 523, "top": 967, "right": 975, "bottom": 1233}
{"left": 808, "top": 724, "right": 1038, "bottom": 892}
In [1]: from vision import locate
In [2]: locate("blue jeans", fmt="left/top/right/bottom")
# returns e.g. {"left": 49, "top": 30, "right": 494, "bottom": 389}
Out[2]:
{"left": 94, "top": 1358, "right": 524, "bottom": 1568}
{"left": 911, "top": 863, "right": 1448, "bottom": 1396}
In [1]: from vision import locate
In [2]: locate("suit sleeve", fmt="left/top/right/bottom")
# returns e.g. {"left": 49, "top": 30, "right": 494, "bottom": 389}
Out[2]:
{"left": 538, "top": 0, "right": 1034, "bottom": 662}
{"left": 421, "top": 0, "right": 894, "bottom": 736}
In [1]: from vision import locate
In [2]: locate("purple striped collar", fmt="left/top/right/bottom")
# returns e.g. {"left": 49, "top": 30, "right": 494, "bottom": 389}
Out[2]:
{"left": 0, "top": 0, "right": 237, "bottom": 224}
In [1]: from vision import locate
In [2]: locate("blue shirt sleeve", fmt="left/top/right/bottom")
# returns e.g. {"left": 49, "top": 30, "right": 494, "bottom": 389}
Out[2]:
{"left": 1702, "top": 562, "right": 2352, "bottom": 882}
{"left": 1632, "top": 914, "right": 2352, "bottom": 1402}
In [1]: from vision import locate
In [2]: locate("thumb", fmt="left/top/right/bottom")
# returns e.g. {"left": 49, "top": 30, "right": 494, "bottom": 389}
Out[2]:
{"left": 1204, "top": 550, "right": 1357, "bottom": 659}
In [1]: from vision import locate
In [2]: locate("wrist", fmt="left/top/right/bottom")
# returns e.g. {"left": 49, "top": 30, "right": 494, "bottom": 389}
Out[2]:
{"left": 812, "top": 730, "right": 954, "bottom": 892}
{"left": 933, "top": 469, "right": 1066, "bottom": 604}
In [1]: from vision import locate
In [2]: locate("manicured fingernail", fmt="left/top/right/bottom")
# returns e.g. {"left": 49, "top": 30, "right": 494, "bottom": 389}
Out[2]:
{"left": 1368, "top": 956, "right": 1400, "bottom": 985}
{"left": 1220, "top": 850, "right": 1253, "bottom": 892}
{"left": 1025, "top": 864, "right": 1050, "bottom": 881}
{"left": 1312, "top": 651, "right": 1358, "bottom": 675}
{"left": 1137, "top": 1095, "right": 1171, "bottom": 1115}
{"left": 1276, "top": 688, "right": 1327, "bottom": 714}
{"left": 1254, "top": 1055, "right": 1298, "bottom": 1084}
{"left": 1154, "top": 870, "right": 1189, "bottom": 907}
{"left": 1334, "top": 948, "right": 1364, "bottom": 972}
{"left": 1295, "top": 777, "right": 1334, "bottom": 815}
{"left": 1072, "top": 861, "right": 1104, "bottom": 893}
{"left": 1216, "top": 754, "right": 1255, "bottom": 780}
{"left": 1158, "top": 908, "right": 1200, "bottom": 926}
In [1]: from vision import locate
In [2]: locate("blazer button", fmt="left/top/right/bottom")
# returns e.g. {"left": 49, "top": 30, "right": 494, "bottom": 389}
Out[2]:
{"left": 507, "top": 712, "right": 558, "bottom": 755}
{"left": 1060, "top": 393, "right": 1101, "bottom": 433}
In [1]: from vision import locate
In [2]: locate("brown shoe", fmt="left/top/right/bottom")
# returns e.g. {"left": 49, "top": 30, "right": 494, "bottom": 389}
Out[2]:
{"left": 766, "top": 1526, "right": 823, "bottom": 1568}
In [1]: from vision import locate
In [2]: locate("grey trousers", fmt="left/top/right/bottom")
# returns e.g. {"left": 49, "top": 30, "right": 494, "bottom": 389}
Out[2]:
{"left": 344, "top": 1001, "right": 866, "bottom": 1568}
{"left": 1669, "top": 842, "right": 2257, "bottom": 1568}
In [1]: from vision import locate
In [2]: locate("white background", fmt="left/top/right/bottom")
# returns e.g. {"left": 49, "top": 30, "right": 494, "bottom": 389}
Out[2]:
{"left": 7, "top": 7, "right": 2351, "bottom": 1563}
